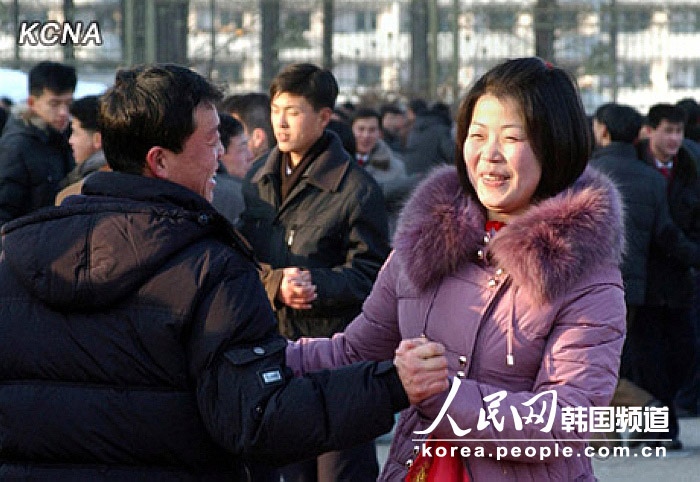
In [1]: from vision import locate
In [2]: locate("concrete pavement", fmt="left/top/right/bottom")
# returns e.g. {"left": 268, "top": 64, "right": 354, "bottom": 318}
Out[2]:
{"left": 376, "top": 417, "right": 700, "bottom": 481}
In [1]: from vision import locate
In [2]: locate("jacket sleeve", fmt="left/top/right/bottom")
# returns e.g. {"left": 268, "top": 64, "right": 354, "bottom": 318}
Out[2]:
{"left": 308, "top": 179, "right": 390, "bottom": 309}
{"left": 652, "top": 176, "right": 700, "bottom": 266}
{"left": 286, "top": 252, "right": 403, "bottom": 375}
{"left": 189, "top": 258, "right": 408, "bottom": 466}
{"left": 0, "top": 138, "right": 30, "bottom": 225}
{"left": 417, "top": 276, "right": 626, "bottom": 463}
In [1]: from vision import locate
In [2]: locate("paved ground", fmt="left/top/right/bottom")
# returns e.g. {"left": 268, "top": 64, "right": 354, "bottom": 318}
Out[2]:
{"left": 376, "top": 417, "right": 700, "bottom": 481}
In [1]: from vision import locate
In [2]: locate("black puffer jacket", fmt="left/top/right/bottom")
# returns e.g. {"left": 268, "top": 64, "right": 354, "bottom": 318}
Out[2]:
{"left": 0, "top": 171, "right": 407, "bottom": 480}
{"left": 0, "top": 114, "right": 74, "bottom": 225}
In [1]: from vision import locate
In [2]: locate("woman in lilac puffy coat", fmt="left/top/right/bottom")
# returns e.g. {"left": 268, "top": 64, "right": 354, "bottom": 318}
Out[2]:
{"left": 287, "top": 57, "right": 626, "bottom": 481}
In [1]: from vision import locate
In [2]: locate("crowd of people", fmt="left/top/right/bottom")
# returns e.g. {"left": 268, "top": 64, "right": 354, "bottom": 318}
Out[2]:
{"left": 0, "top": 57, "right": 697, "bottom": 481}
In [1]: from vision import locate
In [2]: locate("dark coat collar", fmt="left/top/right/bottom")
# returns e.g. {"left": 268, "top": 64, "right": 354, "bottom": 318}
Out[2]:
{"left": 252, "top": 130, "right": 351, "bottom": 193}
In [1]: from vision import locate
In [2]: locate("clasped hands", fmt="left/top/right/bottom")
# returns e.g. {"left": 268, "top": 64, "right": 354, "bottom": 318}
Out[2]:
{"left": 277, "top": 267, "right": 317, "bottom": 310}
{"left": 394, "top": 337, "right": 450, "bottom": 405}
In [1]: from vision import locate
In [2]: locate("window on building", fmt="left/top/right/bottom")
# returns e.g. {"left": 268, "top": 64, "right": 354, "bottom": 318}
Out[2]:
{"left": 669, "top": 61, "right": 700, "bottom": 89}
{"left": 357, "top": 63, "right": 382, "bottom": 86}
{"left": 220, "top": 10, "right": 243, "bottom": 30}
{"left": 670, "top": 9, "right": 700, "bottom": 34}
{"left": 438, "top": 7, "right": 454, "bottom": 33}
{"left": 620, "top": 63, "right": 651, "bottom": 88}
{"left": 356, "top": 10, "right": 377, "bottom": 32}
{"left": 281, "top": 10, "right": 310, "bottom": 47}
{"left": 487, "top": 9, "right": 517, "bottom": 32}
{"left": 601, "top": 8, "right": 652, "bottom": 33}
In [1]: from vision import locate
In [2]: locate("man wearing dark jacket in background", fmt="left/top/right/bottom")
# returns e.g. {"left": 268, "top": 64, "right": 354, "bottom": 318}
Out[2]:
{"left": 0, "top": 64, "right": 447, "bottom": 480}
{"left": 632, "top": 103, "right": 700, "bottom": 449}
{"left": 0, "top": 61, "right": 76, "bottom": 225}
{"left": 240, "top": 63, "right": 390, "bottom": 482}
{"left": 590, "top": 103, "right": 700, "bottom": 446}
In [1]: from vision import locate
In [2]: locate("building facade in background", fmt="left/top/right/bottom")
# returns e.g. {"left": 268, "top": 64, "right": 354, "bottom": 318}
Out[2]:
{"left": 0, "top": 0, "right": 699, "bottom": 113}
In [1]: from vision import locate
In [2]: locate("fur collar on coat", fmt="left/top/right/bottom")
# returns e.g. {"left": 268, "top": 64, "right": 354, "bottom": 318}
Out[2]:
{"left": 393, "top": 165, "right": 624, "bottom": 304}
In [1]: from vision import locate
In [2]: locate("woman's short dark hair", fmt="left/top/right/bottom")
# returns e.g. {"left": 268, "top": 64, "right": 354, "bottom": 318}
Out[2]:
{"left": 455, "top": 57, "right": 591, "bottom": 203}
{"left": 99, "top": 64, "right": 222, "bottom": 174}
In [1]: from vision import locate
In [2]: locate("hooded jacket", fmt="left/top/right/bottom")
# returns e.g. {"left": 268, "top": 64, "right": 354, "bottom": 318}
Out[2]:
{"left": 287, "top": 166, "right": 626, "bottom": 481}
{"left": 0, "top": 112, "right": 74, "bottom": 225}
{"left": 0, "top": 171, "right": 408, "bottom": 480}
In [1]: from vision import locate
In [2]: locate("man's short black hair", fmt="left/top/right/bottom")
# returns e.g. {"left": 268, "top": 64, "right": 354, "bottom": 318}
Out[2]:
{"left": 269, "top": 63, "right": 338, "bottom": 111}
{"left": 99, "top": 64, "right": 222, "bottom": 174}
{"left": 69, "top": 95, "right": 101, "bottom": 132}
{"left": 218, "top": 113, "right": 244, "bottom": 152}
{"left": 28, "top": 61, "right": 77, "bottom": 97}
{"left": 220, "top": 92, "right": 275, "bottom": 147}
{"left": 351, "top": 107, "right": 381, "bottom": 127}
{"left": 594, "top": 102, "right": 642, "bottom": 144}
{"left": 647, "top": 103, "right": 687, "bottom": 129}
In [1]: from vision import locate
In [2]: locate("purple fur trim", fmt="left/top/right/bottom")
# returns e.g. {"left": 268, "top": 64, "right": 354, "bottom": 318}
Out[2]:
{"left": 393, "top": 166, "right": 624, "bottom": 302}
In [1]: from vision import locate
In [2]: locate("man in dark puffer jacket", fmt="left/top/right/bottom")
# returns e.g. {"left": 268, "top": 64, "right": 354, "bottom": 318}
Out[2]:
{"left": 0, "top": 64, "right": 448, "bottom": 480}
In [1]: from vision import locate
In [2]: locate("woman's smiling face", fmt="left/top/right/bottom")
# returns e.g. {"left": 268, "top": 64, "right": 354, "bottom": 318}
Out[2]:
{"left": 463, "top": 94, "right": 541, "bottom": 223}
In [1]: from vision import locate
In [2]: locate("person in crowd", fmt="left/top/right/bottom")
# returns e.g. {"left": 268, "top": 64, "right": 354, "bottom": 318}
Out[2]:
{"left": 211, "top": 113, "right": 253, "bottom": 224}
{"left": 239, "top": 63, "right": 390, "bottom": 482}
{"left": 590, "top": 102, "right": 700, "bottom": 446}
{"left": 402, "top": 100, "right": 455, "bottom": 175}
{"left": 220, "top": 92, "right": 275, "bottom": 162}
{"left": 675, "top": 97, "right": 700, "bottom": 418}
{"left": 55, "top": 95, "right": 108, "bottom": 204}
{"left": 0, "top": 63, "right": 447, "bottom": 480}
{"left": 405, "top": 98, "right": 427, "bottom": 131}
{"left": 630, "top": 103, "right": 700, "bottom": 449}
{"left": 379, "top": 103, "right": 408, "bottom": 153}
{"left": 0, "top": 61, "right": 75, "bottom": 224}
{"left": 327, "top": 118, "right": 356, "bottom": 158}
{"left": 285, "top": 57, "right": 626, "bottom": 481}
{"left": 351, "top": 106, "right": 409, "bottom": 238}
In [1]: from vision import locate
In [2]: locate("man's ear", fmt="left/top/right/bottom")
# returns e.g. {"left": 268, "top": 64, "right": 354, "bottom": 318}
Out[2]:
{"left": 144, "top": 146, "right": 169, "bottom": 179}
{"left": 319, "top": 107, "right": 332, "bottom": 128}
{"left": 92, "top": 131, "right": 102, "bottom": 151}
{"left": 250, "top": 127, "right": 267, "bottom": 151}
{"left": 27, "top": 95, "right": 36, "bottom": 110}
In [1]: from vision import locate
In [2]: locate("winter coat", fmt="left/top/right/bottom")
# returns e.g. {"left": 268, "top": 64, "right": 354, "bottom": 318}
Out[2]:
{"left": 637, "top": 139, "right": 700, "bottom": 308}
{"left": 402, "top": 112, "right": 454, "bottom": 175}
{"left": 0, "top": 113, "right": 74, "bottom": 225}
{"left": 239, "top": 131, "right": 390, "bottom": 340}
{"left": 363, "top": 138, "right": 414, "bottom": 238}
{"left": 0, "top": 171, "right": 408, "bottom": 480}
{"left": 212, "top": 168, "right": 245, "bottom": 225}
{"left": 287, "top": 166, "right": 626, "bottom": 481}
{"left": 590, "top": 142, "right": 700, "bottom": 305}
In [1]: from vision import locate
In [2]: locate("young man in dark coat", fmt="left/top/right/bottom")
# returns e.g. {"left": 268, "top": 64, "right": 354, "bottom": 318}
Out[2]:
{"left": 0, "top": 61, "right": 76, "bottom": 225}
{"left": 632, "top": 103, "right": 700, "bottom": 449}
{"left": 239, "top": 63, "right": 390, "bottom": 482}
{"left": 0, "top": 64, "right": 448, "bottom": 480}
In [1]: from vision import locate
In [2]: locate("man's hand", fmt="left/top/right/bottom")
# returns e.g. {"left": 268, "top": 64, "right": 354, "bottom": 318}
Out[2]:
{"left": 276, "top": 267, "right": 317, "bottom": 309}
{"left": 394, "top": 337, "right": 449, "bottom": 405}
